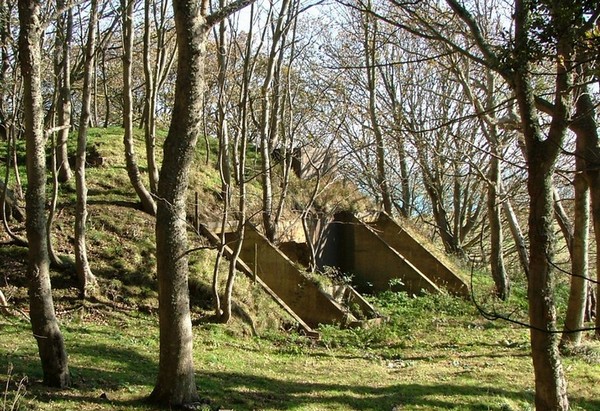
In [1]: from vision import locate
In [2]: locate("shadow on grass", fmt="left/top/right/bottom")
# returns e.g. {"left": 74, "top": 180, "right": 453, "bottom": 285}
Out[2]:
{"left": 3, "top": 321, "right": 597, "bottom": 411}
{"left": 7, "top": 347, "right": 600, "bottom": 411}
{"left": 196, "top": 371, "right": 600, "bottom": 411}
{"left": 196, "top": 371, "right": 531, "bottom": 410}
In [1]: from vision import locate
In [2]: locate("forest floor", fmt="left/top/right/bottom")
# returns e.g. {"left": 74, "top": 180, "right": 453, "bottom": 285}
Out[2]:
{"left": 1, "top": 128, "right": 600, "bottom": 410}
{"left": 1, "top": 290, "right": 600, "bottom": 411}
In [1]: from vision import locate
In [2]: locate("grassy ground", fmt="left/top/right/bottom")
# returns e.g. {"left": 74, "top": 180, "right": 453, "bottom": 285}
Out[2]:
{"left": 1, "top": 129, "right": 600, "bottom": 410}
{"left": 1, "top": 290, "right": 600, "bottom": 411}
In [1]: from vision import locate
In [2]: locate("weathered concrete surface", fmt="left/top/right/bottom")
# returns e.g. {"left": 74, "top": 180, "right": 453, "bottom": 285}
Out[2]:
{"left": 318, "top": 212, "right": 441, "bottom": 295}
{"left": 220, "top": 224, "right": 365, "bottom": 329}
{"left": 200, "top": 224, "right": 319, "bottom": 337}
{"left": 200, "top": 209, "right": 466, "bottom": 332}
{"left": 371, "top": 213, "right": 470, "bottom": 297}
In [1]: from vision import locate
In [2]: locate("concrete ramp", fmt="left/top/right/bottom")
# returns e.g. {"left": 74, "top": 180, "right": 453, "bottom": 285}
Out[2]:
{"left": 318, "top": 212, "right": 441, "bottom": 295}
{"left": 370, "top": 213, "right": 469, "bottom": 297}
{"left": 236, "top": 225, "right": 353, "bottom": 328}
{"left": 203, "top": 223, "right": 379, "bottom": 331}
{"left": 199, "top": 224, "right": 319, "bottom": 337}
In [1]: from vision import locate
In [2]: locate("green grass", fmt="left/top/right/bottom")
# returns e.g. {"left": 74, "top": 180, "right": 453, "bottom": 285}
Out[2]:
{"left": 1, "top": 292, "right": 599, "bottom": 410}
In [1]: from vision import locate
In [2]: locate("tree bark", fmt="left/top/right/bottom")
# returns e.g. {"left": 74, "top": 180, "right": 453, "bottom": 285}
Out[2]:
{"left": 142, "top": 0, "right": 173, "bottom": 194}
{"left": 55, "top": 0, "right": 73, "bottom": 183}
{"left": 123, "top": 0, "right": 156, "bottom": 216}
{"left": 150, "top": 0, "right": 206, "bottom": 405}
{"left": 150, "top": 2, "right": 255, "bottom": 404}
{"left": 514, "top": 1, "right": 569, "bottom": 408}
{"left": 362, "top": 3, "right": 392, "bottom": 215}
{"left": 502, "top": 193, "right": 529, "bottom": 278}
{"left": 569, "top": 84, "right": 600, "bottom": 340}
{"left": 18, "top": 0, "right": 70, "bottom": 387}
{"left": 456, "top": 65, "right": 510, "bottom": 298}
{"left": 142, "top": 0, "right": 160, "bottom": 193}
{"left": 74, "top": 0, "right": 98, "bottom": 297}
{"left": 258, "top": 0, "right": 291, "bottom": 242}
{"left": 487, "top": 147, "right": 509, "bottom": 300}
{"left": 560, "top": 170, "right": 589, "bottom": 347}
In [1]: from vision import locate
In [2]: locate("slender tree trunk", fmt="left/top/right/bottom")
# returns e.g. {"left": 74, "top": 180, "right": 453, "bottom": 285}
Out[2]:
{"left": 48, "top": 130, "right": 65, "bottom": 268}
{"left": 55, "top": 1, "right": 72, "bottom": 183}
{"left": 101, "top": 48, "right": 110, "bottom": 128}
{"left": 142, "top": 0, "right": 160, "bottom": 194}
{"left": 123, "top": 0, "right": 156, "bottom": 215}
{"left": 362, "top": 5, "right": 392, "bottom": 215}
{"left": 553, "top": 188, "right": 573, "bottom": 253}
{"left": 560, "top": 170, "right": 589, "bottom": 347}
{"left": 74, "top": 0, "right": 98, "bottom": 297}
{"left": 502, "top": 194, "right": 529, "bottom": 277}
{"left": 258, "top": 0, "right": 290, "bottom": 242}
{"left": 220, "top": 3, "right": 255, "bottom": 320}
{"left": 213, "top": 12, "right": 230, "bottom": 321}
{"left": 0, "top": 0, "right": 7, "bottom": 127}
{"left": 569, "top": 84, "right": 600, "bottom": 339}
{"left": 18, "top": 0, "right": 70, "bottom": 387}
{"left": 488, "top": 149, "right": 509, "bottom": 300}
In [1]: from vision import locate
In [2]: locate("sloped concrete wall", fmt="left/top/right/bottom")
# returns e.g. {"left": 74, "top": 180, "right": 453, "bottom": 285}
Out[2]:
{"left": 372, "top": 213, "right": 469, "bottom": 297}
{"left": 199, "top": 225, "right": 318, "bottom": 336}
{"left": 229, "top": 224, "right": 354, "bottom": 329}
{"left": 319, "top": 212, "right": 440, "bottom": 295}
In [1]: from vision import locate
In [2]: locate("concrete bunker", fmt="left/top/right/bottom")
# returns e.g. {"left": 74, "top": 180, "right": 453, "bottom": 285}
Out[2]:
{"left": 200, "top": 211, "right": 467, "bottom": 335}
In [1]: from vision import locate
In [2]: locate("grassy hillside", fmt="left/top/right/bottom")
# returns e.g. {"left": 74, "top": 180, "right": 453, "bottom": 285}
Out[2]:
{"left": 0, "top": 128, "right": 599, "bottom": 410}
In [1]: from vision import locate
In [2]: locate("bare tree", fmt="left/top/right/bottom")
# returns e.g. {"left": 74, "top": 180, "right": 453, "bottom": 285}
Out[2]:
{"left": 74, "top": 0, "right": 98, "bottom": 297}
{"left": 452, "top": 59, "right": 511, "bottom": 299}
{"left": 563, "top": 61, "right": 599, "bottom": 343}
{"left": 378, "top": 0, "right": 597, "bottom": 407}
{"left": 18, "top": 0, "right": 70, "bottom": 387}
{"left": 54, "top": 0, "right": 73, "bottom": 183}
{"left": 142, "top": 0, "right": 175, "bottom": 194}
{"left": 362, "top": 0, "right": 392, "bottom": 215}
{"left": 122, "top": 0, "right": 156, "bottom": 215}
{"left": 255, "top": 0, "right": 293, "bottom": 242}
{"left": 150, "top": 0, "right": 255, "bottom": 406}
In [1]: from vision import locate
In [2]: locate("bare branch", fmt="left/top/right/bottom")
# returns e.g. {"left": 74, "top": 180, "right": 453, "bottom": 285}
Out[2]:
{"left": 206, "top": 0, "right": 256, "bottom": 28}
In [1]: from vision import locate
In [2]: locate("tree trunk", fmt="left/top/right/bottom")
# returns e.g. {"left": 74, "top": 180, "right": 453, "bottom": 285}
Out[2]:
{"left": 363, "top": 5, "right": 392, "bottom": 215}
{"left": 100, "top": 48, "right": 111, "bottom": 128}
{"left": 514, "top": 1, "right": 570, "bottom": 407}
{"left": 569, "top": 84, "right": 600, "bottom": 340}
{"left": 150, "top": 0, "right": 207, "bottom": 405}
{"left": 74, "top": 0, "right": 98, "bottom": 297}
{"left": 151, "top": 2, "right": 255, "bottom": 404}
{"left": 553, "top": 188, "right": 573, "bottom": 253}
{"left": 18, "top": 0, "right": 70, "bottom": 387}
{"left": 123, "top": 0, "right": 156, "bottom": 216}
{"left": 55, "top": 0, "right": 73, "bottom": 183}
{"left": 48, "top": 132, "right": 65, "bottom": 267}
{"left": 213, "top": 12, "right": 232, "bottom": 322}
{"left": 560, "top": 170, "right": 589, "bottom": 347}
{"left": 0, "top": 0, "right": 7, "bottom": 128}
{"left": 488, "top": 150, "right": 509, "bottom": 300}
{"left": 258, "top": 0, "right": 291, "bottom": 242}
{"left": 220, "top": 4, "right": 255, "bottom": 320}
{"left": 142, "top": 0, "right": 162, "bottom": 194}
{"left": 501, "top": 192, "right": 529, "bottom": 277}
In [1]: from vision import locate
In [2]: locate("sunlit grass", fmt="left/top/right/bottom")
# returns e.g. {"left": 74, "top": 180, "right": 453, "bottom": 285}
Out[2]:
{"left": 2, "top": 291, "right": 599, "bottom": 411}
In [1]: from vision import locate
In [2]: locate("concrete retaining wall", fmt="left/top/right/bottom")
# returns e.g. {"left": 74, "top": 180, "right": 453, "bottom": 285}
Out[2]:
{"left": 371, "top": 213, "right": 469, "bottom": 297}
{"left": 226, "top": 224, "right": 357, "bottom": 329}
{"left": 318, "top": 212, "right": 441, "bottom": 295}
